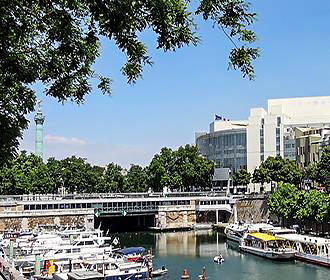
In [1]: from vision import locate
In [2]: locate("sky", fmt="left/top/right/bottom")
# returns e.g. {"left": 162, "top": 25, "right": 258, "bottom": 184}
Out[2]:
{"left": 20, "top": 0, "right": 330, "bottom": 169}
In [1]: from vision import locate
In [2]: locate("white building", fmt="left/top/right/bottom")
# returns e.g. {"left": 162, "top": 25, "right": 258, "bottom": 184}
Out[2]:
{"left": 196, "top": 96, "right": 330, "bottom": 193}
{"left": 247, "top": 96, "right": 330, "bottom": 174}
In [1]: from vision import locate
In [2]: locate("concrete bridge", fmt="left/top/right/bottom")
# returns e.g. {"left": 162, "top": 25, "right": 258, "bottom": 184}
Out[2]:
{"left": 0, "top": 192, "right": 238, "bottom": 231}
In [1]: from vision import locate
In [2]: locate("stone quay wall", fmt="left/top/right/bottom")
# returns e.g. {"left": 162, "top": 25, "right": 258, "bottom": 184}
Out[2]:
{"left": 0, "top": 206, "right": 95, "bottom": 231}
{"left": 157, "top": 205, "right": 197, "bottom": 230}
{"left": 228, "top": 196, "right": 274, "bottom": 224}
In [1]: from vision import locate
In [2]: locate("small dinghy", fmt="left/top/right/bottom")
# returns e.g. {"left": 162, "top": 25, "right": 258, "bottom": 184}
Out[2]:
{"left": 151, "top": 266, "right": 168, "bottom": 277}
{"left": 213, "top": 255, "right": 224, "bottom": 264}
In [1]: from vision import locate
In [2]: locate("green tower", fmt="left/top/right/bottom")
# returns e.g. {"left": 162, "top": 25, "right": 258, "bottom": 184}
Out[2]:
{"left": 34, "top": 100, "right": 45, "bottom": 159}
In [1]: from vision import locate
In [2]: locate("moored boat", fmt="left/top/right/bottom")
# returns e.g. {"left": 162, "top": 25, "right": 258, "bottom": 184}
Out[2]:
{"left": 224, "top": 223, "right": 275, "bottom": 243}
{"left": 276, "top": 233, "right": 330, "bottom": 267}
{"left": 239, "top": 232, "right": 296, "bottom": 260}
{"left": 151, "top": 266, "right": 168, "bottom": 277}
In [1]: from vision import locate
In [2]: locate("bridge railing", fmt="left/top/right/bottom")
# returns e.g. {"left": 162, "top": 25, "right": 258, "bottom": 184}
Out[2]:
{"left": 0, "top": 191, "right": 227, "bottom": 202}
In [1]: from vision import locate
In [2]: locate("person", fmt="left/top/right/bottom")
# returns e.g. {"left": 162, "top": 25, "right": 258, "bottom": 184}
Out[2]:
{"left": 162, "top": 266, "right": 165, "bottom": 270}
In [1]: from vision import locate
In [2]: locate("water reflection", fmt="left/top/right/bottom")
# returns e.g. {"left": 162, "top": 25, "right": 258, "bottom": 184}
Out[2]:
{"left": 117, "top": 231, "right": 329, "bottom": 280}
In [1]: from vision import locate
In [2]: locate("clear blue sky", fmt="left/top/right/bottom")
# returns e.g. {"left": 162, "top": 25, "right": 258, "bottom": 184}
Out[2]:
{"left": 20, "top": 0, "right": 330, "bottom": 168}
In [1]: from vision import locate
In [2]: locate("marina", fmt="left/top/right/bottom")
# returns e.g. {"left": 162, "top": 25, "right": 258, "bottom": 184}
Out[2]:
{"left": 0, "top": 226, "right": 329, "bottom": 280}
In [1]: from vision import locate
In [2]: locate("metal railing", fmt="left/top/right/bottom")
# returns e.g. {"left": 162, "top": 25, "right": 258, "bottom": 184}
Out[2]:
{"left": 0, "top": 191, "right": 227, "bottom": 202}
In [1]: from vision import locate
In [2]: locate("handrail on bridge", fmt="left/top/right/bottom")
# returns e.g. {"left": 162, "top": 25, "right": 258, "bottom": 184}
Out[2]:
{"left": 0, "top": 191, "right": 228, "bottom": 202}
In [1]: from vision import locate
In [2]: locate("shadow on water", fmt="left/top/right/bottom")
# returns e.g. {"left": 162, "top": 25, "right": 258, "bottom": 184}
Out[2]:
{"left": 115, "top": 230, "right": 329, "bottom": 280}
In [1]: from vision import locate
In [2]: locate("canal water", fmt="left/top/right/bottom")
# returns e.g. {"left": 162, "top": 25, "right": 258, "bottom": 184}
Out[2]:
{"left": 118, "top": 230, "right": 328, "bottom": 280}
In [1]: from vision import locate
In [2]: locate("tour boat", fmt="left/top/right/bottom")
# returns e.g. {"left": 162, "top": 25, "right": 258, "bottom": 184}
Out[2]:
{"left": 276, "top": 233, "right": 330, "bottom": 267}
{"left": 239, "top": 232, "right": 296, "bottom": 260}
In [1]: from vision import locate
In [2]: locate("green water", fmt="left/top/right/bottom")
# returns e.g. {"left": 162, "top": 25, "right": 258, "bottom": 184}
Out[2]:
{"left": 117, "top": 230, "right": 329, "bottom": 280}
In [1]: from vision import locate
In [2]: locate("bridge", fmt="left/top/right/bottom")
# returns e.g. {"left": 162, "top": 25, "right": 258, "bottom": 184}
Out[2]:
{"left": 0, "top": 192, "right": 238, "bottom": 231}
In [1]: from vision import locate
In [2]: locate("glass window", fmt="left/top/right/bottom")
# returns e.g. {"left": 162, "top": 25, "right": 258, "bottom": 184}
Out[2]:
{"left": 42, "top": 204, "right": 47, "bottom": 210}
{"left": 24, "top": 205, "right": 29, "bottom": 210}
{"left": 48, "top": 204, "right": 53, "bottom": 210}
{"left": 54, "top": 204, "right": 58, "bottom": 209}
{"left": 36, "top": 204, "right": 41, "bottom": 210}
{"left": 277, "top": 116, "right": 281, "bottom": 127}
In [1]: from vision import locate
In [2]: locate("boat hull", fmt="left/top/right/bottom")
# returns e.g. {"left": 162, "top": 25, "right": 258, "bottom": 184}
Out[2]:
{"left": 225, "top": 234, "right": 241, "bottom": 243}
{"left": 239, "top": 245, "right": 295, "bottom": 260}
{"left": 295, "top": 253, "right": 330, "bottom": 267}
{"left": 151, "top": 270, "right": 168, "bottom": 277}
{"left": 105, "top": 271, "right": 148, "bottom": 280}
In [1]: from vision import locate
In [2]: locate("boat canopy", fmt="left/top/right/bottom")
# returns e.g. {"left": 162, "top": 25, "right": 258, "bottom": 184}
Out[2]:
{"left": 248, "top": 233, "right": 283, "bottom": 241}
{"left": 277, "top": 234, "right": 330, "bottom": 245}
{"left": 118, "top": 247, "right": 145, "bottom": 255}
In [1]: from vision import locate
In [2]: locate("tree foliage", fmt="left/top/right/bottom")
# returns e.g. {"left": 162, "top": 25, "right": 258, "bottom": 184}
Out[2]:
{"left": 232, "top": 169, "right": 251, "bottom": 186}
{"left": 252, "top": 167, "right": 270, "bottom": 186}
{"left": 252, "top": 156, "right": 302, "bottom": 186}
{"left": 268, "top": 183, "right": 330, "bottom": 226}
{"left": 0, "top": 0, "right": 259, "bottom": 165}
{"left": 0, "top": 152, "right": 54, "bottom": 194}
{"left": 0, "top": 146, "right": 213, "bottom": 194}
{"left": 147, "top": 145, "right": 214, "bottom": 192}
{"left": 303, "top": 162, "right": 318, "bottom": 184}
{"left": 317, "top": 146, "right": 330, "bottom": 192}
{"left": 126, "top": 165, "right": 148, "bottom": 193}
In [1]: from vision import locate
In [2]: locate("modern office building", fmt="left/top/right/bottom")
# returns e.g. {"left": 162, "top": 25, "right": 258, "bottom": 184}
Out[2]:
{"left": 295, "top": 127, "right": 330, "bottom": 169}
{"left": 196, "top": 96, "right": 330, "bottom": 192}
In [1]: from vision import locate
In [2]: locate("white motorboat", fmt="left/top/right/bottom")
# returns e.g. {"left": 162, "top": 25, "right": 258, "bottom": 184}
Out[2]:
{"left": 151, "top": 266, "right": 168, "bottom": 277}
{"left": 224, "top": 224, "right": 248, "bottom": 242}
{"left": 224, "top": 223, "right": 275, "bottom": 243}
{"left": 213, "top": 255, "right": 224, "bottom": 264}
{"left": 87, "top": 258, "right": 150, "bottom": 280}
{"left": 239, "top": 232, "right": 296, "bottom": 260}
{"left": 14, "top": 235, "right": 115, "bottom": 263}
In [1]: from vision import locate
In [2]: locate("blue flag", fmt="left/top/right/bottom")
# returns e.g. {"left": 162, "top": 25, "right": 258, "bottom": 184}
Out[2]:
{"left": 215, "top": 114, "right": 222, "bottom": 120}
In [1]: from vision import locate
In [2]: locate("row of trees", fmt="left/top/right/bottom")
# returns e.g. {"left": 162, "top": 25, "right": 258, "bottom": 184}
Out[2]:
{"left": 232, "top": 156, "right": 302, "bottom": 188}
{"left": 233, "top": 146, "right": 330, "bottom": 193}
{"left": 268, "top": 183, "right": 330, "bottom": 226}
{"left": 0, "top": 145, "right": 214, "bottom": 195}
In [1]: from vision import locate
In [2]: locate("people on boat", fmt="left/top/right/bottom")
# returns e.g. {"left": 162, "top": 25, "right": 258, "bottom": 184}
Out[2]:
{"left": 200, "top": 267, "right": 207, "bottom": 280}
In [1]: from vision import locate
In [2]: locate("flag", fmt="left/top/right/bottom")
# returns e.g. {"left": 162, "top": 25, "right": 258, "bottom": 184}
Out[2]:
{"left": 112, "top": 237, "right": 119, "bottom": 246}
{"left": 215, "top": 115, "right": 222, "bottom": 120}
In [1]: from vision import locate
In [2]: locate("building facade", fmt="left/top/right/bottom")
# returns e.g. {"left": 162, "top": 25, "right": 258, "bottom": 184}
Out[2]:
{"left": 196, "top": 96, "right": 330, "bottom": 192}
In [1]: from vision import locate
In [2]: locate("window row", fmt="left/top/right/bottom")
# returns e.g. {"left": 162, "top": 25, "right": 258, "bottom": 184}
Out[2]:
{"left": 23, "top": 200, "right": 191, "bottom": 211}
